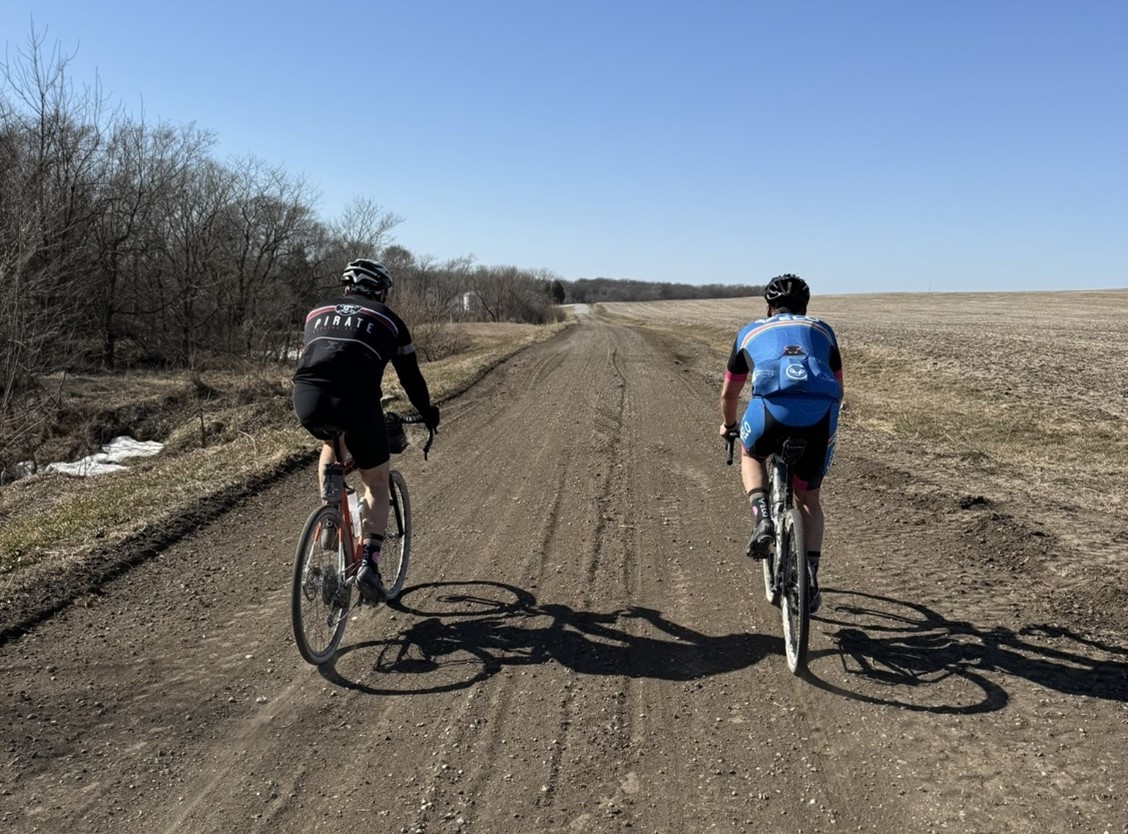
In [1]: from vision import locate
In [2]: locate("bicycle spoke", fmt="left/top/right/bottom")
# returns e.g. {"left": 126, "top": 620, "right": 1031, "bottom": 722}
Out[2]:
{"left": 292, "top": 506, "right": 351, "bottom": 665}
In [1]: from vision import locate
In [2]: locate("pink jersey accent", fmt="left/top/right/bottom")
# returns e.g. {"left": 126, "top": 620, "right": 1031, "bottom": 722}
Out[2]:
{"left": 724, "top": 370, "right": 748, "bottom": 384}
{"left": 305, "top": 304, "right": 399, "bottom": 337}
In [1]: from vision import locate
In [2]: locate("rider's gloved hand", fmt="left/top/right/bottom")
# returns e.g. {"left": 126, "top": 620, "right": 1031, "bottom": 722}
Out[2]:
{"left": 424, "top": 404, "right": 440, "bottom": 431}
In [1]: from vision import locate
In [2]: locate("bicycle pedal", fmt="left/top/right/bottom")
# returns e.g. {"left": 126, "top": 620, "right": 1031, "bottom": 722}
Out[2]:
{"left": 745, "top": 538, "right": 771, "bottom": 560}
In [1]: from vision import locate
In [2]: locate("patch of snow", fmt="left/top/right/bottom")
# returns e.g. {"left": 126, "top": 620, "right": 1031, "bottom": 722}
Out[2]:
{"left": 45, "top": 436, "right": 164, "bottom": 477}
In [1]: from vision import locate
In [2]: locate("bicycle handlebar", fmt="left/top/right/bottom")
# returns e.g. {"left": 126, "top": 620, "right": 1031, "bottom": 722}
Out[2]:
{"left": 399, "top": 413, "right": 437, "bottom": 460}
{"left": 723, "top": 430, "right": 740, "bottom": 466}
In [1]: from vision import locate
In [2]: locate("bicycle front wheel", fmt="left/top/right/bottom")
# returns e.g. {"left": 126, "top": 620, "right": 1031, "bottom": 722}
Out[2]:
{"left": 761, "top": 541, "right": 779, "bottom": 605}
{"left": 763, "top": 460, "right": 783, "bottom": 605}
{"left": 779, "top": 507, "right": 809, "bottom": 675}
{"left": 376, "top": 470, "right": 411, "bottom": 599}
{"left": 292, "top": 505, "right": 352, "bottom": 665}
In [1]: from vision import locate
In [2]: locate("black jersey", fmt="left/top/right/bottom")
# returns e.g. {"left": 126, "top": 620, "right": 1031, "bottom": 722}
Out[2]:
{"left": 293, "top": 294, "right": 417, "bottom": 401}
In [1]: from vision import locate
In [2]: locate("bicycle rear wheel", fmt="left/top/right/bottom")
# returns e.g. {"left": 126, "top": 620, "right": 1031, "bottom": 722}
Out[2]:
{"left": 292, "top": 505, "right": 352, "bottom": 665}
{"left": 779, "top": 506, "right": 809, "bottom": 674}
{"left": 375, "top": 470, "right": 411, "bottom": 599}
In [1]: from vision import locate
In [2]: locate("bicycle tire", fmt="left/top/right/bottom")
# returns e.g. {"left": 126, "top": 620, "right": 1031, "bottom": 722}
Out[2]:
{"left": 376, "top": 470, "right": 411, "bottom": 599}
{"left": 761, "top": 543, "right": 779, "bottom": 605}
{"left": 762, "top": 459, "right": 783, "bottom": 605}
{"left": 779, "top": 506, "right": 809, "bottom": 674}
{"left": 292, "top": 504, "right": 352, "bottom": 665}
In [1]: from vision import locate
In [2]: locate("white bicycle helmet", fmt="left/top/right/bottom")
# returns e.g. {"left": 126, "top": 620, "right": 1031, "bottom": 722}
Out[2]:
{"left": 342, "top": 258, "right": 393, "bottom": 295}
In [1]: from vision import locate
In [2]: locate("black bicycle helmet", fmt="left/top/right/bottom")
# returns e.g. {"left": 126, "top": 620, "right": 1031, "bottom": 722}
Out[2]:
{"left": 342, "top": 258, "right": 393, "bottom": 296}
{"left": 763, "top": 273, "right": 810, "bottom": 311}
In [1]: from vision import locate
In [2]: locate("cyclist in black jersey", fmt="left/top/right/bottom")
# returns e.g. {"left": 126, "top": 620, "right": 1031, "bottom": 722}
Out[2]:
{"left": 292, "top": 258, "right": 440, "bottom": 600}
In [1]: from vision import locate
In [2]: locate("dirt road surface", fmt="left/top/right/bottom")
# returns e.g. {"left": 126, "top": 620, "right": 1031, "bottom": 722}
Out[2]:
{"left": 3, "top": 312, "right": 1125, "bottom": 833}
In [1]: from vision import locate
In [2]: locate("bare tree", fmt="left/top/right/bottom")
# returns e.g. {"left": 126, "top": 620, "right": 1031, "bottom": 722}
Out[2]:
{"left": 0, "top": 26, "right": 110, "bottom": 462}
{"left": 329, "top": 196, "right": 403, "bottom": 261}
{"left": 0, "top": 22, "right": 573, "bottom": 472}
{"left": 470, "top": 265, "right": 559, "bottom": 324}
{"left": 388, "top": 253, "right": 478, "bottom": 360}
{"left": 149, "top": 156, "right": 236, "bottom": 363}
{"left": 91, "top": 118, "right": 214, "bottom": 367}
{"left": 217, "top": 155, "right": 317, "bottom": 355}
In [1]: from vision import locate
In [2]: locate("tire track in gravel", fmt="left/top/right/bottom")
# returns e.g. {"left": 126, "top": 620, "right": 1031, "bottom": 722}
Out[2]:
{"left": 334, "top": 318, "right": 638, "bottom": 834}
{"left": 583, "top": 320, "right": 868, "bottom": 834}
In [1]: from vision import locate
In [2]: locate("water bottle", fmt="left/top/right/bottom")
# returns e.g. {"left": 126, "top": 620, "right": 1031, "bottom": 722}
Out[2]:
{"left": 348, "top": 490, "right": 363, "bottom": 540}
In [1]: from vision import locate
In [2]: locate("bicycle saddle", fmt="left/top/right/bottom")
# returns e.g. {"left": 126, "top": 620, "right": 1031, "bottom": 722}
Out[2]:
{"left": 779, "top": 437, "right": 808, "bottom": 465}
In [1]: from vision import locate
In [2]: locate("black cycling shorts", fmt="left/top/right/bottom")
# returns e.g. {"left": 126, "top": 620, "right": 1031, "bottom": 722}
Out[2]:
{"left": 291, "top": 379, "right": 389, "bottom": 469}
{"left": 744, "top": 407, "right": 834, "bottom": 491}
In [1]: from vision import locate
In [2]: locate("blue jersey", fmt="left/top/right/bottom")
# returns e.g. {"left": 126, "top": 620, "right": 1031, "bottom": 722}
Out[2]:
{"left": 726, "top": 313, "right": 843, "bottom": 426}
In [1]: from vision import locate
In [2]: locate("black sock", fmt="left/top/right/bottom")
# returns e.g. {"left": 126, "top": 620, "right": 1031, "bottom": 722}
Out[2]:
{"left": 363, "top": 534, "right": 384, "bottom": 563}
{"left": 747, "top": 488, "right": 769, "bottom": 521}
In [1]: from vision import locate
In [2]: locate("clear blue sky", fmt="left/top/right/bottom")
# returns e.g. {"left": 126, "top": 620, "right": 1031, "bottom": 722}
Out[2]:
{"left": 3, "top": 1, "right": 1126, "bottom": 293}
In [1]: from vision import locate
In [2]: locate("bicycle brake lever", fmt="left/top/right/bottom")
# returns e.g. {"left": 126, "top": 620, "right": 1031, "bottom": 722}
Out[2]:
{"left": 723, "top": 431, "right": 739, "bottom": 466}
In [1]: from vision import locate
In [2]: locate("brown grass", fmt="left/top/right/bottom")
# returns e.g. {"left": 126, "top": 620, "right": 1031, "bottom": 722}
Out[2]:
{"left": 0, "top": 318, "right": 573, "bottom": 576}
{"left": 599, "top": 290, "right": 1128, "bottom": 489}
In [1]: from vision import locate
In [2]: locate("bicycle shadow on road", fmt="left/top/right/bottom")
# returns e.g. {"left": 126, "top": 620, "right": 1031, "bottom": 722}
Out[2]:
{"left": 803, "top": 588, "right": 1128, "bottom": 714}
{"left": 320, "top": 579, "right": 778, "bottom": 695}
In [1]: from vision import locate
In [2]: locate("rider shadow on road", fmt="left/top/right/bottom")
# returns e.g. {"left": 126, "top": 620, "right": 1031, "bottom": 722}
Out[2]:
{"left": 322, "top": 580, "right": 778, "bottom": 694}
{"left": 805, "top": 588, "right": 1128, "bottom": 714}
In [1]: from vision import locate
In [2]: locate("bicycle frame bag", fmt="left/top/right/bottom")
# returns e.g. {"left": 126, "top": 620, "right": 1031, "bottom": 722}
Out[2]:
{"left": 384, "top": 412, "right": 409, "bottom": 454}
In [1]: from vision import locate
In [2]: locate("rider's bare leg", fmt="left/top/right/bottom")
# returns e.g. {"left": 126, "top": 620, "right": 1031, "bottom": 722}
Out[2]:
{"left": 740, "top": 448, "right": 774, "bottom": 554}
{"left": 318, "top": 442, "right": 336, "bottom": 495}
{"left": 740, "top": 448, "right": 767, "bottom": 493}
{"left": 793, "top": 485, "right": 824, "bottom": 551}
{"left": 358, "top": 461, "right": 391, "bottom": 539}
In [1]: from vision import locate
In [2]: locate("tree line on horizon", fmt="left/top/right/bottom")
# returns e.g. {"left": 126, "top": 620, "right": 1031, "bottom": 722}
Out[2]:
{"left": 0, "top": 30, "right": 756, "bottom": 467}
{"left": 560, "top": 277, "right": 763, "bottom": 304}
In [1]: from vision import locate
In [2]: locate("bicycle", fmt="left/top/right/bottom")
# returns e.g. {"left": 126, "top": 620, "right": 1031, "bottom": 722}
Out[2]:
{"left": 291, "top": 412, "right": 435, "bottom": 666}
{"left": 725, "top": 431, "right": 810, "bottom": 675}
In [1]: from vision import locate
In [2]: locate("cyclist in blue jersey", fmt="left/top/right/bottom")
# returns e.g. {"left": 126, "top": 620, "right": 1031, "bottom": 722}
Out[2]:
{"left": 718, "top": 274, "right": 843, "bottom": 611}
{"left": 292, "top": 258, "right": 440, "bottom": 601}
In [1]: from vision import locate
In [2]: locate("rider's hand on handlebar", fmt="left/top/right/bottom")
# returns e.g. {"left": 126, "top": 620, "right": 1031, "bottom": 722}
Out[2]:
{"left": 423, "top": 404, "right": 440, "bottom": 432}
{"left": 720, "top": 422, "right": 739, "bottom": 465}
